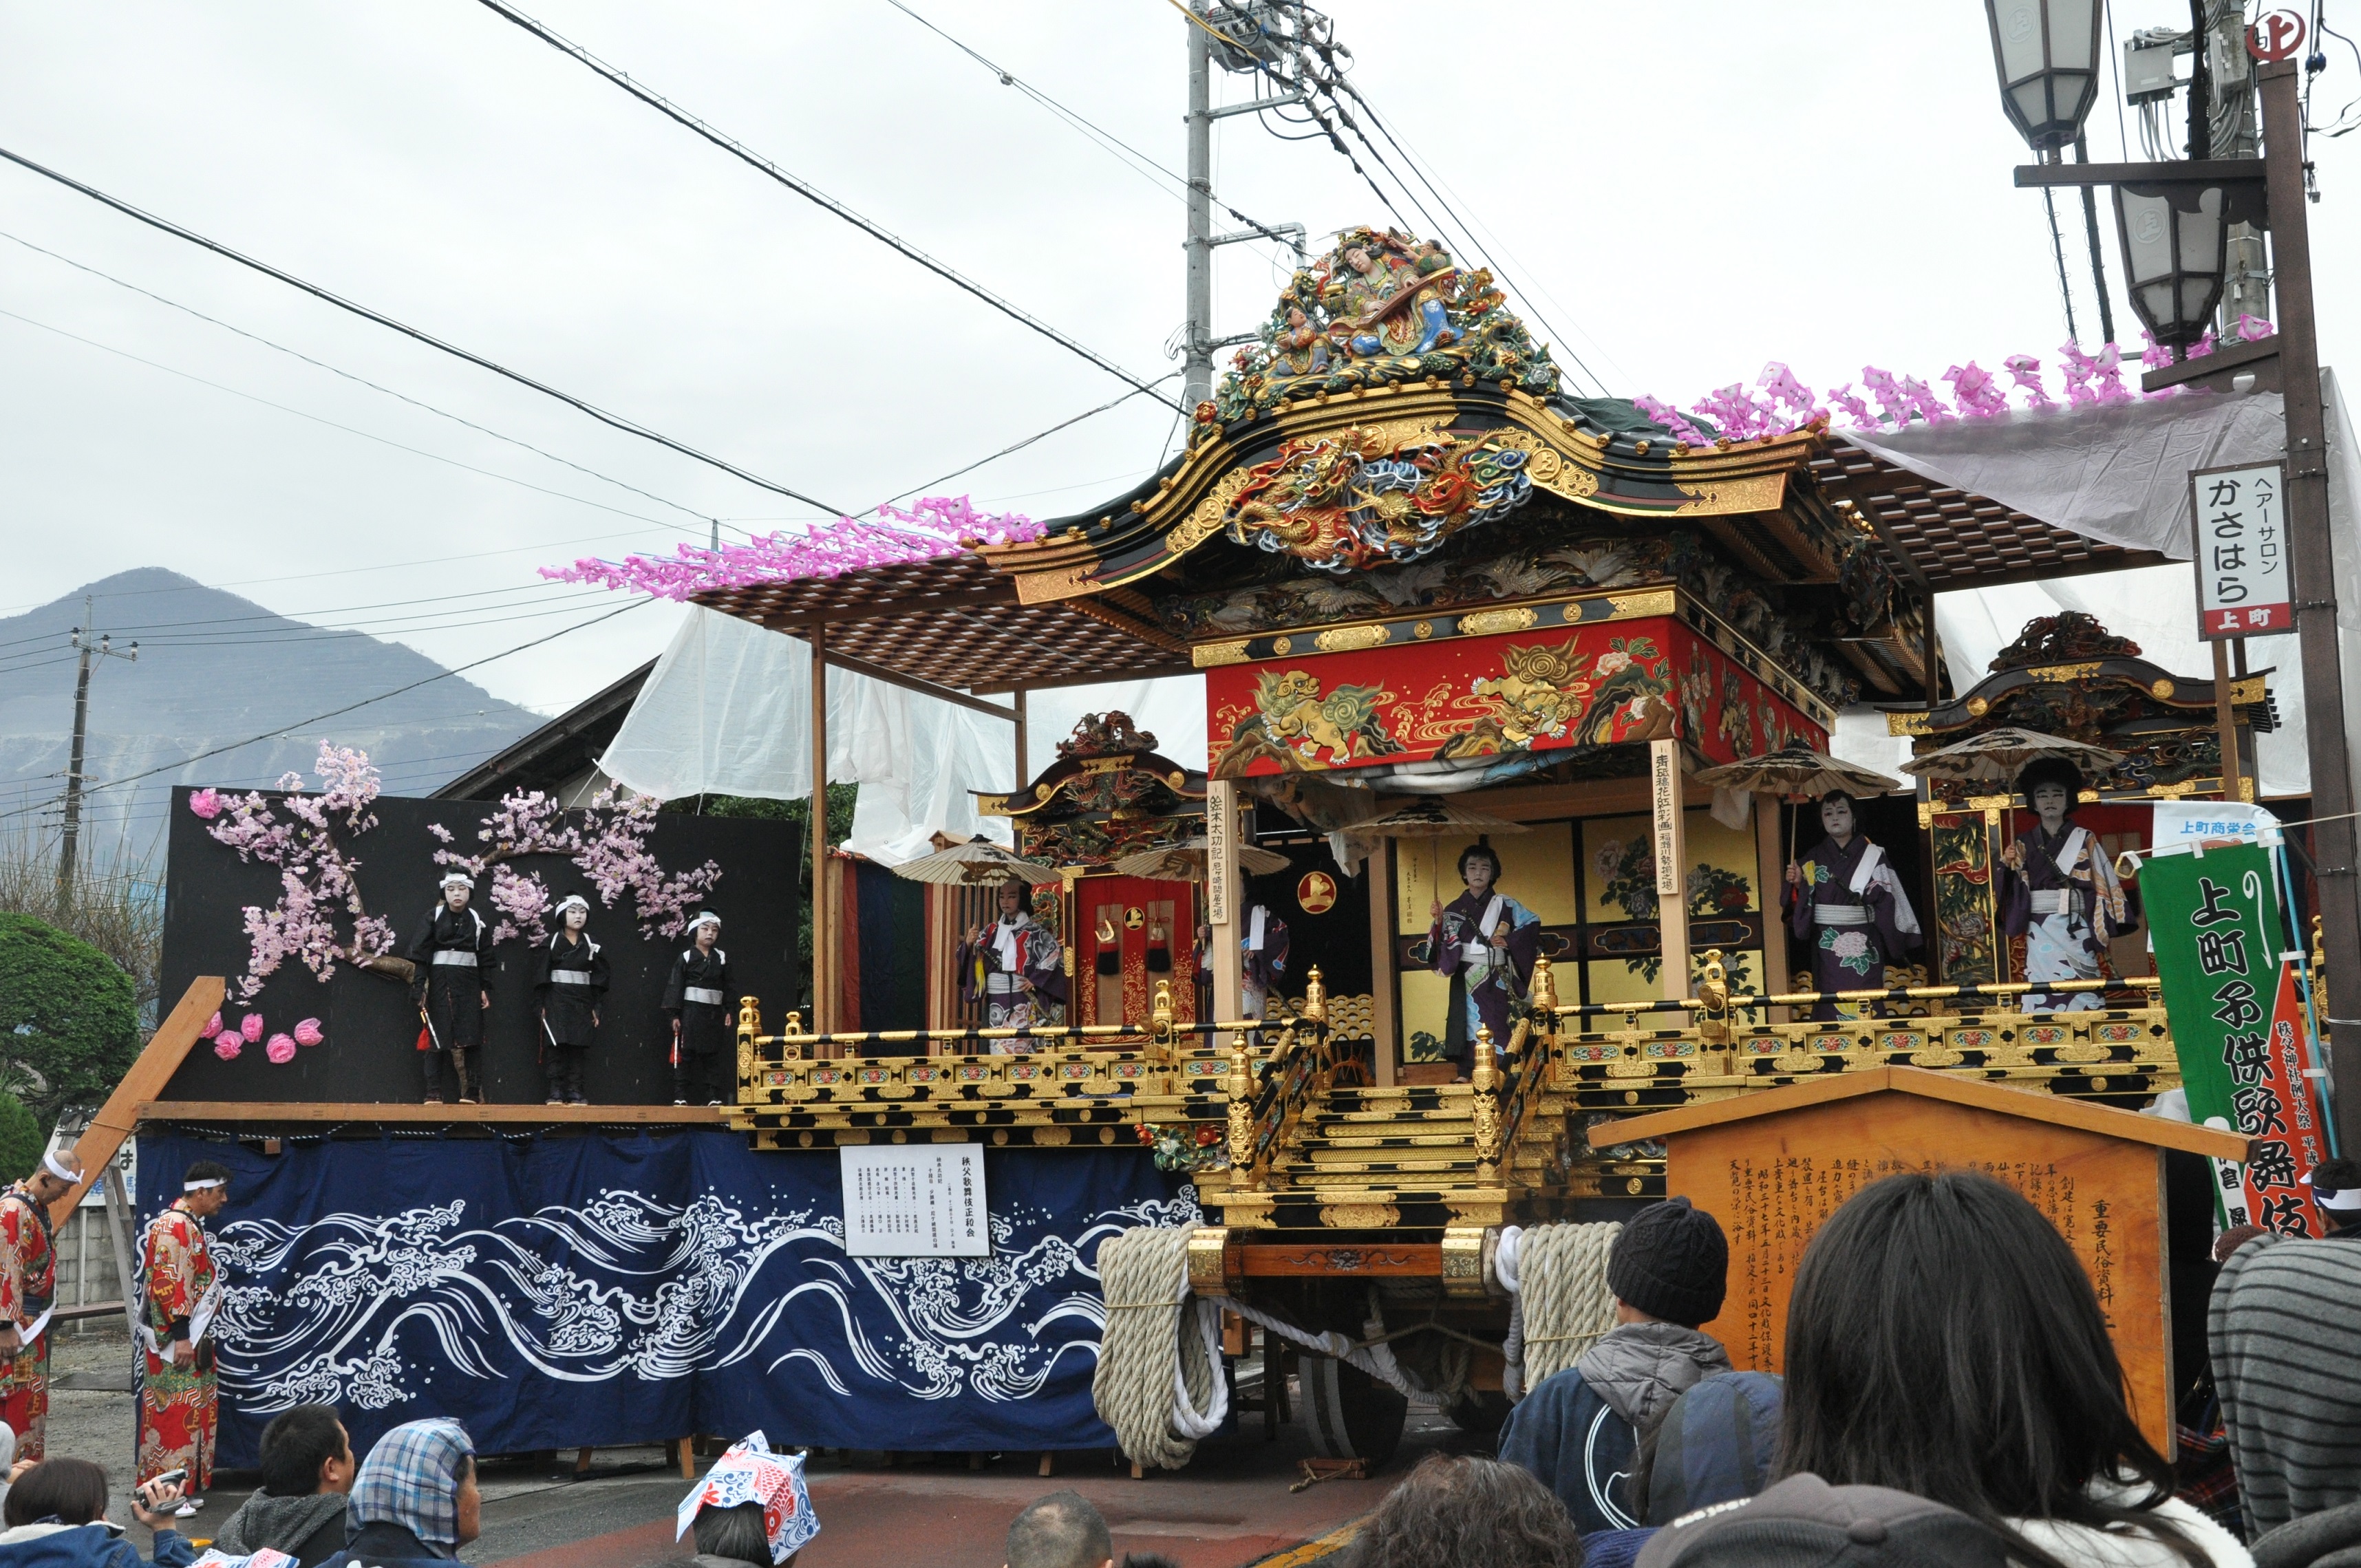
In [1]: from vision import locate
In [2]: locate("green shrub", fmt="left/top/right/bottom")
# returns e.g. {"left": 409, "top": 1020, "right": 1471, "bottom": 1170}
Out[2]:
{"left": 0, "top": 913, "right": 140, "bottom": 1134}
{"left": 0, "top": 1095, "right": 39, "bottom": 1185}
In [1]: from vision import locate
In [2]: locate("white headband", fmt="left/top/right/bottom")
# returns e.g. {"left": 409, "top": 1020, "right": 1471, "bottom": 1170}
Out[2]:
{"left": 41, "top": 1152, "right": 78, "bottom": 1184}
{"left": 183, "top": 1177, "right": 226, "bottom": 1192}
{"left": 555, "top": 894, "right": 590, "bottom": 916}
{"left": 2303, "top": 1172, "right": 2361, "bottom": 1212}
{"left": 439, "top": 872, "right": 473, "bottom": 890}
{"left": 690, "top": 911, "right": 720, "bottom": 931}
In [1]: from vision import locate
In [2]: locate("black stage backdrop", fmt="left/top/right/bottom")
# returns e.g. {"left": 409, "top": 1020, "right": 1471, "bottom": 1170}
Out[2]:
{"left": 160, "top": 788, "right": 800, "bottom": 1104}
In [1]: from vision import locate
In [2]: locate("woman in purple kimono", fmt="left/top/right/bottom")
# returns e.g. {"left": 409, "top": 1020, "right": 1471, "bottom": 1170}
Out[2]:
{"left": 1782, "top": 791, "right": 1921, "bottom": 1020}
{"left": 1429, "top": 842, "right": 1540, "bottom": 1077}
{"left": 1997, "top": 759, "right": 2135, "bottom": 1012}
{"left": 958, "top": 879, "right": 1067, "bottom": 1049}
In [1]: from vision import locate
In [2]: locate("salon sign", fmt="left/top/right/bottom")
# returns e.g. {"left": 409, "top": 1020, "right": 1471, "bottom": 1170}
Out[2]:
{"left": 2190, "top": 462, "right": 2291, "bottom": 639}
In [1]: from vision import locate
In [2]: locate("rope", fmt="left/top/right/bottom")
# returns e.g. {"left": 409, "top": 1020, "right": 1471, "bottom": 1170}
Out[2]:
{"left": 1502, "top": 1222, "right": 1621, "bottom": 1402}
{"left": 1093, "top": 1227, "right": 1228, "bottom": 1470}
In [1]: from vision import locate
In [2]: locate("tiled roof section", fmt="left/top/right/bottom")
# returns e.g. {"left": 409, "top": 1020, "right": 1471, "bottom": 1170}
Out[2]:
{"left": 690, "top": 552, "right": 1188, "bottom": 693}
{"left": 1810, "top": 444, "right": 2171, "bottom": 593}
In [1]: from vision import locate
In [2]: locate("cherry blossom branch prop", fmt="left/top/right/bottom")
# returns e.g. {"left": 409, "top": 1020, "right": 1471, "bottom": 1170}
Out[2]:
{"left": 1637, "top": 320, "right": 2275, "bottom": 444}
{"left": 190, "top": 743, "right": 406, "bottom": 1003}
{"left": 427, "top": 786, "right": 720, "bottom": 945}
{"left": 539, "top": 495, "right": 1043, "bottom": 600}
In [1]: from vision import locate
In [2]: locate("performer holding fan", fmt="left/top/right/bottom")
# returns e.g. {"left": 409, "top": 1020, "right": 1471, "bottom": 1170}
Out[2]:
{"left": 407, "top": 870, "right": 493, "bottom": 1104}
{"left": 533, "top": 894, "right": 609, "bottom": 1105}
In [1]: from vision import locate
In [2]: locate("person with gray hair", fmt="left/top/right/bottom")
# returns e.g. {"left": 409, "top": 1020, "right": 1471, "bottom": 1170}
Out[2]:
{"left": 1005, "top": 1489, "right": 1115, "bottom": 1568}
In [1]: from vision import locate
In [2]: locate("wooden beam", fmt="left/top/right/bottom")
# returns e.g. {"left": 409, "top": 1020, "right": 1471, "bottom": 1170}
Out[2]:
{"left": 133, "top": 1102, "right": 731, "bottom": 1125}
{"left": 51, "top": 976, "right": 223, "bottom": 1229}
{"left": 1369, "top": 838, "right": 1399, "bottom": 1089}
{"left": 1237, "top": 1244, "right": 1444, "bottom": 1277}
{"left": 811, "top": 627, "right": 833, "bottom": 1041}
{"left": 811, "top": 645, "right": 1017, "bottom": 722}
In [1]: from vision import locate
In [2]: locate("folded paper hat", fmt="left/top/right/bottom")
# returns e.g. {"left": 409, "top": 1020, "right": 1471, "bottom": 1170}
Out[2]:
{"left": 676, "top": 1430, "right": 819, "bottom": 1564}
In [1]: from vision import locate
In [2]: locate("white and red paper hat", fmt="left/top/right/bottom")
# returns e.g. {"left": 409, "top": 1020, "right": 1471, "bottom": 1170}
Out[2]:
{"left": 675, "top": 1430, "right": 818, "bottom": 1563}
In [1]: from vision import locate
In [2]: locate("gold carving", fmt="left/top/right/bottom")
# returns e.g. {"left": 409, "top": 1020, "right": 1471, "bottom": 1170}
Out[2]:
{"left": 1916, "top": 801, "right": 1934, "bottom": 828}
{"left": 1528, "top": 954, "right": 1558, "bottom": 1012}
{"left": 1966, "top": 793, "right": 2016, "bottom": 810}
{"left": 1314, "top": 624, "right": 1390, "bottom": 653}
{"left": 1457, "top": 607, "right": 1537, "bottom": 637}
{"left": 1413, "top": 619, "right": 1433, "bottom": 639}
{"left": 1225, "top": 1035, "right": 1257, "bottom": 1181}
{"left": 2228, "top": 675, "right": 2265, "bottom": 704}
{"left": 1440, "top": 1225, "right": 1489, "bottom": 1297}
{"left": 1671, "top": 472, "right": 1787, "bottom": 514}
{"left": 1186, "top": 1226, "right": 1233, "bottom": 1297}
{"left": 2026, "top": 661, "right": 2104, "bottom": 682}
{"left": 1272, "top": 636, "right": 1294, "bottom": 655}
{"left": 1967, "top": 696, "right": 1989, "bottom": 717}
{"left": 1032, "top": 1125, "right": 1072, "bottom": 1147}
{"left": 1888, "top": 711, "right": 1934, "bottom": 735}
{"left": 1471, "top": 1024, "right": 1503, "bottom": 1177}
{"left": 1607, "top": 589, "right": 1679, "bottom": 619}
{"left": 1325, "top": 1203, "right": 1403, "bottom": 1230}
{"left": 1193, "top": 638, "right": 1253, "bottom": 669}
{"left": 2150, "top": 678, "right": 2176, "bottom": 699}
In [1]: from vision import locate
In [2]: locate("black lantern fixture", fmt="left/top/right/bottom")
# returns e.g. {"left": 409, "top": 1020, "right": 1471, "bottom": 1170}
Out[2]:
{"left": 2111, "top": 174, "right": 2268, "bottom": 356}
{"left": 1983, "top": 0, "right": 2104, "bottom": 153}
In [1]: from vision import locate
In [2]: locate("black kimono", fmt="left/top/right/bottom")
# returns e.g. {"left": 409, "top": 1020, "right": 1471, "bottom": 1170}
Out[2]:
{"left": 406, "top": 903, "right": 493, "bottom": 1100}
{"left": 662, "top": 943, "right": 732, "bottom": 1104}
{"left": 532, "top": 930, "right": 608, "bottom": 1104}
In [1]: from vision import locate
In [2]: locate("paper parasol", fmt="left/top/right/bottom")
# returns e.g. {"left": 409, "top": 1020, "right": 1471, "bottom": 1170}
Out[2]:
{"left": 887, "top": 836, "right": 1058, "bottom": 885}
{"left": 1110, "top": 837, "right": 1291, "bottom": 881}
{"left": 1689, "top": 742, "right": 1901, "bottom": 799}
{"left": 1898, "top": 727, "right": 2126, "bottom": 784}
{"left": 1350, "top": 798, "right": 1532, "bottom": 838}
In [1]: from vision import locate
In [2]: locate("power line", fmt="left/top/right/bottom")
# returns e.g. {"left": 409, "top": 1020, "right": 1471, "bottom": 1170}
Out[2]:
{"left": 872, "top": 373, "right": 1181, "bottom": 510}
{"left": 0, "top": 305, "right": 723, "bottom": 535}
{"left": 0, "top": 598, "right": 652, "bottom": 821}
{"left": 0, "top": 580, "right": 599, "bottom": 649}
{"left": 0, "top": 227, "right": 731, "bottom": 533}
{"left": 0, "top": 142, "right": 853, "bottom": 515}
{"left": 472, "top": 0, "right": 1187, "bottom": 416}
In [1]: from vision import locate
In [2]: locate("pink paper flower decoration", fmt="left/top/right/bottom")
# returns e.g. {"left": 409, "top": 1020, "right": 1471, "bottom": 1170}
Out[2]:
{"left": 292, "top": 1018, "right": 324, "bottom": 1046}
{"left": 213, "top": 1037, "right": 243, "bottom": 1061}
{"left": 239, "top": 1013, "right": 265, "bottom": 1042}
{"left": 265, "top": 1033, "right": 298, "bottom": 1064}
{"left": 188, "top": 788, "right": 222, "bottom": 820}
{"left": 198, "top": 1012, "right": 223, "bottom": 1040}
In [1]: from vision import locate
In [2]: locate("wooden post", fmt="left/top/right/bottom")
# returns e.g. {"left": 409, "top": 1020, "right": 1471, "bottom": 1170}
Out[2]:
{"left": 100, "top": 1165, "right": 138, "bottom": 1354}
{"left": 1013, "top": 687, "right": 1029, "bottom": 790}
{"left": 1369, "top": 838, "right": 1399, "bottom": 1088}
{"left": 676, "top": 1436, "right": 696, "bottom": 1479}
{"left": 2212, "top": 640, "right": 2245, "bottom": 802}
{"left": 1755, "top": 797, "right": 1791, "bottom": 1022}
{"left": 1208, "top": 779, "right": 1243, "bottom": 1027}
{"left": 1651, "top": 741, "right": 1691, "bottom": 1000}
{"left": 809, "top": 627, "right": 831, "bottom": 1044}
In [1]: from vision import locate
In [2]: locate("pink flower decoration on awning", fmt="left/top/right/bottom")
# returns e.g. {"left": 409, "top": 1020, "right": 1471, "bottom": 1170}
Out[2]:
{"left": 198, "top": 1012, "right": 223, "bottom": 1041}
{"left": 265, "top": 1033, "right": 298, "bottom": 1065}
{"left": 239, "top": 1013, "right": 265, "bottom": 1042}
{"left": 188, "top": 788, "right": 223, "bottom": 819}
{"left": 292, "top": 1018, "right": 324, "bottom": 1046}
{"left": 213, "top": 1037, "right": 242, "bottom": 1061}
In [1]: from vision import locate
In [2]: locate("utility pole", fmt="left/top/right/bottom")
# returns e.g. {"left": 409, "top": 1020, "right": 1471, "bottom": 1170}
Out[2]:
{"left": 56, "top": 597, "right": 136, "bottom": 914}
{"left": 2205, "top": 3, "right": 2272, "bottom": 327}
{"left": 1182, "top": 0, "right": 1215, "bottom": 410}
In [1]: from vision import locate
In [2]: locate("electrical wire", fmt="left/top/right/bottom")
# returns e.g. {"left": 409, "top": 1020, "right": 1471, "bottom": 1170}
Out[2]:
{"left": 0, "top": 305, "right": 723, "bottom": 535}
{"left": 2043, "top": 185, "right": 2082, "bottom": 342}
{"left": 0, "top": 142, "right": 852, "bottom": 515}
{"left": 473, "top": 0, "right": 1186, "bottom": 415}
{"left": 0, "top": 598, "right": 652, "bottom": 821}
{"left": 882, "top": 0, "right": 1301, "bottom": 258}
{"left": 870, "top": 373, "right": 1181, "bottom": 511}
{"left": 0, "top": 228, "right": 730, "bottom": 532}
{"left": 0, "top": 581, "right": 610, "bottom": 649}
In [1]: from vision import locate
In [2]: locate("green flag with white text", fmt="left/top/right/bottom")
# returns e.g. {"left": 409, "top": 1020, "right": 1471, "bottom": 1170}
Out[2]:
{"left": 2140, "top": 842, "right": 2281, "bottom": 1131}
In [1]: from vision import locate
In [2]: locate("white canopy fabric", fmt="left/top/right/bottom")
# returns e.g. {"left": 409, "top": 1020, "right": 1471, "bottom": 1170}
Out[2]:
{"left": 598, "top": 605, "right": 1208, "bottom": 865}
{"left": 1838, "top": 387, "right": 2288, "bottom": 557}
{"left": 1854, "top": 372, "right": 2361, "bottom": 802}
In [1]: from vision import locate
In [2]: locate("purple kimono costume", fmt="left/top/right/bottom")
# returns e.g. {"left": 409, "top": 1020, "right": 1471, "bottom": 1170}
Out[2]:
{"left": 1429, "top": 890, "right": 1540, "bottom": 1066}
{"left": 957, "top": 913, "right": 1067, "bottom": 1048}
{"left": 1997, "top": 821, "right": 2135, "bottom": 1011}
{"left": 1783, "top": 835, "right": 1916, "bottom": 1020}
{"left": 1196, "top": 907, "right": 1291, "bottom": 1020}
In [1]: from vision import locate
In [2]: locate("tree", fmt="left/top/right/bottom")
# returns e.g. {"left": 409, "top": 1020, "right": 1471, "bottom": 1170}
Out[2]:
{"left": 0, "top": 913, "right": 139, "bottom": 1134}
{"left": 0, "top": 1093, "right": 39, "bottom": 1185}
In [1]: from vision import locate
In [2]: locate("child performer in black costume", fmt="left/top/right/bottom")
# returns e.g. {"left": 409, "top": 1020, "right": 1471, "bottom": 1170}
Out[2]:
{"left": 532, "top": 894, "right": 609, "bottom": 1104}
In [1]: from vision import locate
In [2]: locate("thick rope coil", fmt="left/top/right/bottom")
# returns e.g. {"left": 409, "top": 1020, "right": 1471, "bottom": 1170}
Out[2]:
{"left": 1093, "top": 1226, "right": 1228, "bottom": 1470}
{"left": 1503, "top": 1221, "right": 1621, "bottom": 1402}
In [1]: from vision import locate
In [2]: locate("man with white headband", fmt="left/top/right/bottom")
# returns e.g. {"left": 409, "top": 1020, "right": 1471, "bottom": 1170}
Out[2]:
{"left": 2302, "top": 1157, "right": 2361, "bottom": 1238}
{"left": 0, "top": 1146, "right": 83, "bottom": 1461}
{"left": 405, "top": 869, "right": 495, "bottom": 1104}
{"left": 663, "top": 912, "right": 732, "bottom": 1106}
{"left": 138, "top": 1159, "right": 232, "bottom": 1516}
{"left": 533, "top": 893, "right": 609, "bottom": 1106}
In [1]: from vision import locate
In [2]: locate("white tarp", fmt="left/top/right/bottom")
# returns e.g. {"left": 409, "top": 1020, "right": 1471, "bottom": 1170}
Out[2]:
{"left": 597, "top": 605, "right": 1208, "bottom": 866}
{"left": 1853, "top": 372, "right": 2361, "bottom": 802}
{"left": 1839, "top": 387, "right": 2288, "bottom": 556}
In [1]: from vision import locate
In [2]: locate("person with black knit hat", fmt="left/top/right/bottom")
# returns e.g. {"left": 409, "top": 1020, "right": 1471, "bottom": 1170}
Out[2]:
{"left": 1500, "top": 1196, "right": 1734, "bottom": 1536}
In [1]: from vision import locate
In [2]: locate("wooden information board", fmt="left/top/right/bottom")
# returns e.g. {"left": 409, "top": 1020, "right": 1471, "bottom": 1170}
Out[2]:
{"left": 1592, "top": 1068, "right": 2251, "bottom": 1454}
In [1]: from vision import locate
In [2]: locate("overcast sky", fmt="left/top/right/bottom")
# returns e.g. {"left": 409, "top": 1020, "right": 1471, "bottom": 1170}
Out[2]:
{"left": 3, "top": 1, "right": 2356, "bottom": 720}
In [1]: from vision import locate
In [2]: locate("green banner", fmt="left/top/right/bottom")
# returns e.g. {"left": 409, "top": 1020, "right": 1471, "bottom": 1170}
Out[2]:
{"left": 2140, "top": 842, "right": 2283, "bottom": 1129}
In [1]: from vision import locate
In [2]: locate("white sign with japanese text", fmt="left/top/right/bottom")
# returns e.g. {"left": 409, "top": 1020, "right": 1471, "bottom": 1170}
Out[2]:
{"left": 2190, "top": 462, "right": 2292, "bottom": 639}
{"left": 840, "top": 1144, "right": 990, "bottom": 1258}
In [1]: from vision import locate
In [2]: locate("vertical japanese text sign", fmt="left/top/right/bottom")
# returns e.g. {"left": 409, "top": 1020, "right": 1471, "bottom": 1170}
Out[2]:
{"left": 2141, "top": 844, "right": 2322, "bottom": 1234}
{"left": 2190, "top": 462, "right": 2292, "bottom": 639}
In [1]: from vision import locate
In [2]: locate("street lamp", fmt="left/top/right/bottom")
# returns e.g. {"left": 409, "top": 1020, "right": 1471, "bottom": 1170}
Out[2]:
{"left": 2113, "top": 182, "right": 2233, "bottom": 356}
{"left": 1984, "top": 0, "right": 2105, "bottom": 153}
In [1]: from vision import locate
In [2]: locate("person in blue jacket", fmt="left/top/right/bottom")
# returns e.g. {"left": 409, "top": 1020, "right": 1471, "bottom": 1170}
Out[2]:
{"left": 1499, "top": 1198, "right": 1733, "bottom": 1538}
{"left": 0, "top": 1458, "right": 193, "bottom": 1567}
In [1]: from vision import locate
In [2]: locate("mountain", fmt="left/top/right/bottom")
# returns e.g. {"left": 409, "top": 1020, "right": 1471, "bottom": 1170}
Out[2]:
{"left": 0, "top": 568, "right": 540, "bottom": 869}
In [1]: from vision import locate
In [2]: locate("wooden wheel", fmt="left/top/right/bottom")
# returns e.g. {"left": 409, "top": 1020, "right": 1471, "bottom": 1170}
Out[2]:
{"left": 1300, "top": 1354, "right": 1406, "bottom": 1469}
